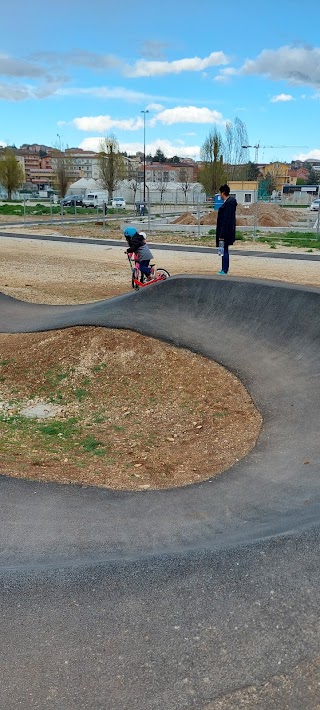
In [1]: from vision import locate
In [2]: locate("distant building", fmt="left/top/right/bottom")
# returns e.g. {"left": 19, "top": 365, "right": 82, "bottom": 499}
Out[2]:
{"left": 260, "top": 162, "right": 297, "bottom": 191}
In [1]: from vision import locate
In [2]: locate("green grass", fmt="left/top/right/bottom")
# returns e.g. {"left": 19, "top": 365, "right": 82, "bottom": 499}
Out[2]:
{"left": 256, "top": 231, "right": 320, "bottom": 250}
{"left": 281, "top": 204, "right": 308, "bottom": 208}
{"left": 81, "top": 435, "right": 106, "bottom": 454}
{"left": 91, "top": 363, "right": 107, "bottom": 373}
{"left": 0, "top": 358, "right": 14, "bottom": 366}
{"left": 207, "top": 229, "right": 246, "bottom": 241}
{"left": 37, "top": 418, "right": 79, "bottom": 438}
{"left": 0, "top": 413, "right": 111, "bottom": 460}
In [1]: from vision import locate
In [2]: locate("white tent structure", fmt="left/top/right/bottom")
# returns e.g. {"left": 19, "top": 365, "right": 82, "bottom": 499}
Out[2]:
{"left": 67, "top": 177, "right": 206, "bottom": 205}
{"left": 68, "top": 178, "right": 100, "bottom": 196}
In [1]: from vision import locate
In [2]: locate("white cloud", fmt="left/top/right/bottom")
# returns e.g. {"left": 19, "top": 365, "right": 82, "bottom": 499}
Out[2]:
{"left": 126, "top": 51, "right": 229, "bottom": 77}
{"left": 150, "top": 106, "right": 225, "bottom": 126}
{"left": 295, "top": 149, "right": 320, "bottom": 161}
{"left": 242, "top": 45, "right": 320, "bottom": 88}
{"left": 57, "top": 86, "right": 160, "bottom": 103}
{"left": 215, "top": 66, "right": 238, "bottom": 82}
{"left": 79, "top": 137, "right": 201, "bottom": 159}
{"left": 29, "top": 48, "right": 229, "bottom": 79}
{"left": 73, "top": 115, "right": 143, "bottom": 132}
{"left": 146, "top": 103, "right": 164, "bottom": 111}
{"left": 270, "top": 93, "right": 294, "bottom": 102}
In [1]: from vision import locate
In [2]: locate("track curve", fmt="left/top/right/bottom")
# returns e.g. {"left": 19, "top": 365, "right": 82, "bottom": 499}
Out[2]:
{"left": 1, "top": 276, "right": 319, "bottom": 569}
{"left": 1, "top": 276, "right": 320, "bottom": 709}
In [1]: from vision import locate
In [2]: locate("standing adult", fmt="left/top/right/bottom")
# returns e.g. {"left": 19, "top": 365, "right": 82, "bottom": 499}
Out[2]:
{"left": 216, "top": 184, "right": 237, "bottom": 275}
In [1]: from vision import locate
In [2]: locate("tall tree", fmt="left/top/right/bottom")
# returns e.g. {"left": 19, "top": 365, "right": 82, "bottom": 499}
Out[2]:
{"left": 98, "top": 135, "right": 126, "bottom": 200}
{"left": 0, "top": 149, "right": 24, "bottom": 200}
{"left": 52, "top": 150, "right": 72, "bottom": 198}
{"left": 307, "top": 166, "right": 319, "bottom": 185}
{"left": 246, "top": 161, "right": 260, "bottom": 180}
{"left": 153, "top": 148, "right": 166, "bottom": 163}
{"left": 223, "top": 117, "right": 249, "bottom": 180}
{"left": 262, "top": 172, "right": 277, "bottom": 196}
{"left": 198, "top": 129, "right": 226, "bottom": 196}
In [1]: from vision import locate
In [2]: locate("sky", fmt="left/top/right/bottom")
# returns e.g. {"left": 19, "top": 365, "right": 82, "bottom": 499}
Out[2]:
{"left": 1, "top": 0, "right": 320, "bottom": 163}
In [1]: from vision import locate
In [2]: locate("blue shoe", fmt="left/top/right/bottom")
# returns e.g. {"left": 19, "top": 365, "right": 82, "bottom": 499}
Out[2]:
{"left": 217, "top": 270, "right": 227, "bottom": 275}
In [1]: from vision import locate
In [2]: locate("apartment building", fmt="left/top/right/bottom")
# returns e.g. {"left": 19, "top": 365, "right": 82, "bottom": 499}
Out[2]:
{"left": 260, "top": 162, "right": 297, "bottom": 191}
{"left": 142, "top": 162, "right": 197, "bottom": 183}
{"left": 64, "top": 148, "right": 100, "bottom": 179}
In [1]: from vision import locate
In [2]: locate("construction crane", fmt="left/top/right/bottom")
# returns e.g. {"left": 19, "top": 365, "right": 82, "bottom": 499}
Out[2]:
{"left": 242, "top": 144, "right": 308, "bottom": 164}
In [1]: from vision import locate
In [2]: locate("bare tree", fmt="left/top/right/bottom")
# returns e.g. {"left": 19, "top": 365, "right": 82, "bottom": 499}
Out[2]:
{"left": 0, "top": 149, "right": 24, "bottom": 200}
{"left": 52, "top": 151, "right": 71, "bottom": 198}
{"left": 155, "top": 174, "right": 168, "bottom": 203}
{"left": 223, "top": 117, "right": 249, "bottom": 181}
{"left": 98, "top": 135, "right": 126, "bottom": 200}
{"left": 178, "top": 167, "right": 191, "bottom": 203}
{"left": 198, "top": 129, "right": 226, "bottom": 196}
{"left": 128, "top": 178, "right": 139, "bottom": 205}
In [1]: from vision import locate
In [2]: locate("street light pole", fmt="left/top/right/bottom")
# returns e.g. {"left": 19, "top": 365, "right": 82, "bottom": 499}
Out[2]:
{"left": 141, "top": 110, "right": 149, "bottom": 203}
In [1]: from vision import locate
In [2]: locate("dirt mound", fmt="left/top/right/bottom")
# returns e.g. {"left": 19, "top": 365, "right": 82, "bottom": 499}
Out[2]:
{"left": 173, "top": 211, "right": 218, "bottom": 226}
{"left": 173, "top": 204, "right": 304, "bottom": 228}
{"left": 172, "top": 212, "right": 198, "bottom": 225}
{"left": 0, "top": 327, "right": 261, "bottom": 490}
{"left": 200, "top": 212, "right": 218, "bottom": 225}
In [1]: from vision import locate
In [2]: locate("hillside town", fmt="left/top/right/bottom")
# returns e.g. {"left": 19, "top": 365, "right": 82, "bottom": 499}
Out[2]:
{"left": 0, "top": 142, "right": 320, "bottom": 206}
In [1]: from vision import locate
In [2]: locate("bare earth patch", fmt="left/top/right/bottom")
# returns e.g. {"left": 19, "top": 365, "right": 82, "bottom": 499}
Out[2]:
{"left": 0, "top": 328, "right": 261, "bottom": 490}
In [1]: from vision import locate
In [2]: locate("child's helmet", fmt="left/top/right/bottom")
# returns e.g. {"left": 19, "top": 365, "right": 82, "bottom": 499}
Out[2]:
{"left": 123, "top": 226, "right": 137, "bottom": 238}
{"left": 139, "top": 231, "right": 146, "bottom": 239}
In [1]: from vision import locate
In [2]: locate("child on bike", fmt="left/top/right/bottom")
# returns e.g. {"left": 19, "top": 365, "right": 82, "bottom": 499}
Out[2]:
{"left": 123, "top": 227, "right": 154, "bottom": 280}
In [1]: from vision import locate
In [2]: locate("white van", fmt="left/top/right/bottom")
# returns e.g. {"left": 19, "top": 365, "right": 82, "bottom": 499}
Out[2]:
{"left": 83, "top": 192, "right": 107, "bottom": 208}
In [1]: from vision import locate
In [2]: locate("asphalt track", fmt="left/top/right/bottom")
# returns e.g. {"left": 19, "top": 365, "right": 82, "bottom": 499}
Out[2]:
{"left": 2, "top": 228, "right": 320, "bottom": 259}
{"left": 1, "top": 276, "right": 320, "bottom": 709}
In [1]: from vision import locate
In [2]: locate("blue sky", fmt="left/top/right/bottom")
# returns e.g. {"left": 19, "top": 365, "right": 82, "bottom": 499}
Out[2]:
{"left": 1, "top": 0, "right": 320, "bottom": 163}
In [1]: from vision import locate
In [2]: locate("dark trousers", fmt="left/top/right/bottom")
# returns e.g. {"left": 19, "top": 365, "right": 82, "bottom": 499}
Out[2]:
{"left": 222, "top": 244, "right": 229, "bottom": 273}
{"left": 139, "top": 260, "right": 151, "bottom": 277}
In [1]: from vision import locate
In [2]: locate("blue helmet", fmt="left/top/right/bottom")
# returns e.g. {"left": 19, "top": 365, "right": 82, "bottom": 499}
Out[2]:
{"left": 123, "top": 226, "right": 137, "bottom": 238}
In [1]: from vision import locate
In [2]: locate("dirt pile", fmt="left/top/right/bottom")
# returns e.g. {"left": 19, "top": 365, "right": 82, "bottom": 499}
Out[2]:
{"left": 172, "top": 212, "right": 198, "bottom": 225}
{"left": 172, "top": 204, "right": 307, "bottom": 228}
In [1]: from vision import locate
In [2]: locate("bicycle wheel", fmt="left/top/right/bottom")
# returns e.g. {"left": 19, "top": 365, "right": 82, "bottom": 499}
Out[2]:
{"left": 156, "top": 268, "right": 170, "bottom": 281}
{"left": 132, "top": 267, "right": 140, "bottom": 290}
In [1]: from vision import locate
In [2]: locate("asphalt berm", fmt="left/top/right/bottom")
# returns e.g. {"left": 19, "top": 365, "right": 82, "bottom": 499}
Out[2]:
{"left": 1, "top": 275, "right": 320, "bottom": 710}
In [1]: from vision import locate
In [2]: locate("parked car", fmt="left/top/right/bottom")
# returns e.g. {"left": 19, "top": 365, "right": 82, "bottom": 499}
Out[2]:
{"left": 310, "top": 198, "right": 320, "bottom": 211}
{"left": 60, "top": 195, "right": 83, "bottom": 207}
{"left": 111, "top": 197, "right": 126, "bottom": 209}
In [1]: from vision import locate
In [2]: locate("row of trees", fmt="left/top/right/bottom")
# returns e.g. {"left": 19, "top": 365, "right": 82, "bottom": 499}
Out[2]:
{"left": 1, "top": 122, "right": 319, "bottom": 200}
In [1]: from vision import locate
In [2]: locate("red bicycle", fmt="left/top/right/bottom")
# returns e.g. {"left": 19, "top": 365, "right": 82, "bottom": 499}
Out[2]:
{"left": 127, "top": 253, "right": 170, "bottom": 290}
